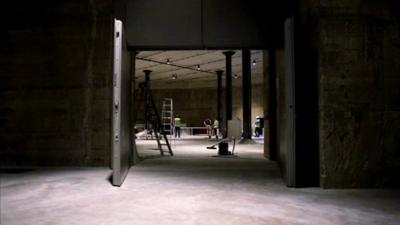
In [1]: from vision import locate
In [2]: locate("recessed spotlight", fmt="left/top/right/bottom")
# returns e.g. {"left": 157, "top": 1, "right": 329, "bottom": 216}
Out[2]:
{"left": 197, "top": 65, "right": 201, "bottom": 70}
{"left": 252, "top": 60, "right": 256, "bottom": 66}
{"left": 172, "top": 74, "right": 178, "bottom": 80}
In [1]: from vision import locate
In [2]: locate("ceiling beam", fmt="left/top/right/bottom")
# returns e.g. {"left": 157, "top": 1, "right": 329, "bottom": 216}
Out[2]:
{"left": 136, "top": 57, "right": 216, "bottom": 75}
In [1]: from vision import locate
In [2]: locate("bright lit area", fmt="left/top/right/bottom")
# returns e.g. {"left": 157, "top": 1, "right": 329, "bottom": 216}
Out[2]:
{"left": 134, "top": 50, "right": 265, "bottom": 144}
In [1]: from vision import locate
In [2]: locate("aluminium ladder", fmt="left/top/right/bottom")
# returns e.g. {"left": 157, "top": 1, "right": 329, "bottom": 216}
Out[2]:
{"left": 161, "top": 98, "right": 173, "bottom": 136}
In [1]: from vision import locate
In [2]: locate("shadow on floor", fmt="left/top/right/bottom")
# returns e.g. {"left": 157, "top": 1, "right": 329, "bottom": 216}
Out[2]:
{"left": 0, "top": 168, "right": 36, "bottom": 174}
{"left": 106, "top": 172, "right": 113, "bottom": 185}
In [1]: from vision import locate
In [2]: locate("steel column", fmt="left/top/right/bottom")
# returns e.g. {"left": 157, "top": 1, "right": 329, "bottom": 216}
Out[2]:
{"left": 242, "top": 49, "right": 252, "bottom": 139}
{"left": 223, "top": 51, "right": 235, "bottom": 135}
{"left": 268, "top": 49, "right": 278, "bottom": 160}
{"left": 143, "top": 70, "right": 151, "bottom": 130}
{"left": 216, "top": 70, "right": 224, "bottom": 126}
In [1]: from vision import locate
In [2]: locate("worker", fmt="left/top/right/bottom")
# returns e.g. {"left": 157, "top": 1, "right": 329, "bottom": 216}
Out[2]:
{"left": 174, "top": 115, "right": 181, "bottom": 138}
{"left": 255, "top": 116, "right": 261, "bottom": 137}
{"left": 204, "top": 118, "right": 213, "bottom": 139}
{"left": 213, "top": 119, "right": 219, "bottom": 139}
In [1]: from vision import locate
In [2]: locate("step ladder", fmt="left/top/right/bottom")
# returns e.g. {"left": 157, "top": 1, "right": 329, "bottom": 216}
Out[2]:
{"left": 147, "top": 92, "right": 173, "bottom": 156}
{"left": 134, "top": 83, "right": 173, "bottom": 156}
{"left": 161, "top": 98, "right": 173, "bottom": 136}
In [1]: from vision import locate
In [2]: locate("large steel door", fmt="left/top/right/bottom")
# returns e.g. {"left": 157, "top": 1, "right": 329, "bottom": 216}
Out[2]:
{"left": 112, "top": 19, "right": 131, "bottom": 186}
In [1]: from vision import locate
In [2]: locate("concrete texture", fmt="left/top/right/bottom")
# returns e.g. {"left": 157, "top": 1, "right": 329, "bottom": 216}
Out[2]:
{"left": 1, "top": 0, "right": 399, "bottom": 191}
{"left": 2, "top": 138, "right": 400, "bottom": 225}
{"left": 300, "top": 0, "right": 400, "bottom": 187}
{"left": 150, "top": 85, "right": 264, "bottom": 128}
{"left": 0, "top": 0, "right": 114, "bottom": 167}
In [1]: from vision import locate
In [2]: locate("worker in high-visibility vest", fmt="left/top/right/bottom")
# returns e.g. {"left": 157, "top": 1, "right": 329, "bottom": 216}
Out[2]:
{"left": 213, "top": 119, "right": 219, "bottom": 139}
{"left": 255, "top": 116, "right": 261, "bottom": 137}
{"left": 174, "top": 116, "right": 182, "bottom": 138}
{"left": 204, "top": 118, "right": 213, "bottom": 139}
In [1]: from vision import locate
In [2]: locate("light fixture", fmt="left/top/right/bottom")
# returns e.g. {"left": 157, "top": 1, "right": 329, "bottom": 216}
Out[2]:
{"left": 172, "top": 74, "right": 178, "bottom": 80}
{"left": 252, "top": 60, "right": 257, "bottom": 66}
{"left": 197, "top": 65, "right": 201, "bottom": 70}
{"left": 234, "top": 74, "right": 238, "bottom": 79}
{"left": 167, "top": 59, "right": 171, "bottom": 65}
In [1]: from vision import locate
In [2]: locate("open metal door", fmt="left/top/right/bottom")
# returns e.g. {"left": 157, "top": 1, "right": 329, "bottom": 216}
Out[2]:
{"left": 112, "top": 19, "right": 131, "bottom": 186}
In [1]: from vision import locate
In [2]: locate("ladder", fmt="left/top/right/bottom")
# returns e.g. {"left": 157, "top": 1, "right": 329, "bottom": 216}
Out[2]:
{"left": 148, "top": 92, "right": 174, "bottom": 156}
{"left": 161, "top": 98, "right": 173, "bottom": 136}
{"left": 135, "top": 83, "right": 173, "bottom": 156}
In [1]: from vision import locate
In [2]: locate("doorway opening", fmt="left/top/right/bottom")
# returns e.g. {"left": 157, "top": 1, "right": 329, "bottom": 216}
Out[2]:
{"left": 112, "top": 15, "right": 320, "bottom": 188}
{"left": 133, "top": 50, "right": 267, "bottom": 161}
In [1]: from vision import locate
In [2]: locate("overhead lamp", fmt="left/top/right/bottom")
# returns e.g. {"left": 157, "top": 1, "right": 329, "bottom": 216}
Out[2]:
{"left": 167, "top": 59, "right": 171, "bottom": 65}
{"left": 252, "top": 60, "right": 257, "bottom": 66}
{"left": 172, "top": 74, "right": 178, "bottom": 80}
{"left": 234, "top": 74, "right": 238, "bottom": 79}
{"left": 197, "top": 65, "right": 201, "bottom": 70}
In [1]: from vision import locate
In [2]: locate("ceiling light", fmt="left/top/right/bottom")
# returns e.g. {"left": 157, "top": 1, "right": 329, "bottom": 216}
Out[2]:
{"left": 252, "top": 60, "right": 256, "bottom": 66}
{"left": 172, "top": 74, "right": 177, "bottom": 80}
{"left": 234, "top": 74, "right": 238, "bottom": 79}
{"left": 197, "top": 65, "right": 201, "bottom": 70}
{"left": 167, "top": 59, "right": 171, "bottom": 65}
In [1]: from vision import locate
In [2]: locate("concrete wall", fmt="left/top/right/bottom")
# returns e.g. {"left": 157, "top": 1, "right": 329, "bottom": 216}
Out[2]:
{"left": 149, "top": 85, "right": 264, "bottom": 132}
{"left": 2, "top": 0, "right": 398, "bottom": 189}
{"left": 276, "top": 50, "right": 289, "bottom": 182}
{"left": 125, "top": 0, "right": 287, "bottom": 49}
{"left": 301, "top": 0, "right": 400, "bottom": 187}
{"left": 232, "top": 85, "right": 264, "bottom": 130}
{"left": 0, "top": 0, "right": 114, "bottom": 166}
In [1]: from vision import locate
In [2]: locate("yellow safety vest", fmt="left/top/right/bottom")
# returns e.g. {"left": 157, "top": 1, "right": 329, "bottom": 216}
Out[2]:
{"left": 213, "top": 120, "right": 219, "bottom": 129}
{"left": 255, "top": 119, "right": 261, "bottom": 128}
{"left": 174, "top": 118, "right": 181, "bottom": 127}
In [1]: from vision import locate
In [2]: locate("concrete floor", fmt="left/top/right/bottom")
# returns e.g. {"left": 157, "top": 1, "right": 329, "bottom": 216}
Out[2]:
{"left": 1, "top": 137, "right": 399, "bottom": 225}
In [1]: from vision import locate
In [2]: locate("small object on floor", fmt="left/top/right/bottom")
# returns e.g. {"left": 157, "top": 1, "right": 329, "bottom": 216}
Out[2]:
{"left": 214, "top": 141, "right": 237, "bottom": 158}
{"left": 212, "top": 154, "right": 238, "bottom": 158}
{"left": 205, "top": 138, "right": 229, "bottom": 150}
{"left": 218, "top": 142, "right": 229, "bottom": 155}
{"left": 206, "top": 138, "right": 237, "bottom": 157}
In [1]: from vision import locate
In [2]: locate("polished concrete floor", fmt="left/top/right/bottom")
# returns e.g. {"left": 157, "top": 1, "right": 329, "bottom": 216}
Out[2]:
{"left": 1, "top": 137, "right": 399, "bottom": 225}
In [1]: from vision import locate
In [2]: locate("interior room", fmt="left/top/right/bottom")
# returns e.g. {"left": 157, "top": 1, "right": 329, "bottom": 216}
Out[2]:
{"left": 1, "top": 1, "right": 399, "bottom": 225}
{"left": 134, "top": 50, "right": 265, "bottom": 139}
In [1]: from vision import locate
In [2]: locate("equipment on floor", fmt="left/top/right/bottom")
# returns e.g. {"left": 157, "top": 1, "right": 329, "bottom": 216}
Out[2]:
{"left": 206, "top": 137, "right": 236, "bottom": 156}
{"left": 206, "top": 138, "right": 229, "bottom": 149}
{"left": 218, "top": 142, "right": 229, "bottom": 155}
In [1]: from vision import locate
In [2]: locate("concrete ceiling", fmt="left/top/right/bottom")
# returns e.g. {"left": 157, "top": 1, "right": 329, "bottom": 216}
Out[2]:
{"left": 135, "top": 50, "right": 264, "bottom": 89}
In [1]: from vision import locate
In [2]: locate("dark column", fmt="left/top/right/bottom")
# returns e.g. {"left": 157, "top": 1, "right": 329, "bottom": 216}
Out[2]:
{"left": 268, "top": 49, "right": 278, "bottom": 160}
{"left": 223, "top": 51, "right": 235, "bottom": 135}
{"left": 131, "top": 52, "right": 139, "bottom": 126}
{"left": 242, "top": 49, "right": 252, "bottom": 139}
{"left": 216, "top": 70, "right": 224, "bottom": 125}
{"left": 129, "top": 51, "right": 136, "bottom": 165}
{"left": 143, "top": 70, "right": 152, "bottom": 130}
{"left": 131, "top": 51, "right": 141, "bottom": 164}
